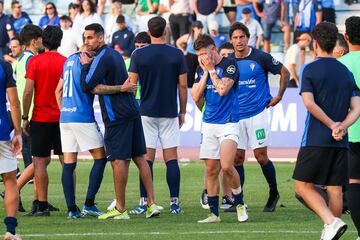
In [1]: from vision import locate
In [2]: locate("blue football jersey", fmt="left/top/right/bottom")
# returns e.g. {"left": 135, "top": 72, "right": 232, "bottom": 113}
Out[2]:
{"left": 60, "top": 53, "right": 95, "bottom": 123}
{"left": 233, "top": 48, "right": 282, "bottom": 120}
{"left": 195, "top": 57, "right": 239, "bottom": 124}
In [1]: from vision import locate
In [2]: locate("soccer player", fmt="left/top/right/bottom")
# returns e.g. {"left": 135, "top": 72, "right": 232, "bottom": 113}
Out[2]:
{"left": 293, "top": 22, "right": 360, "bottom": 240}
{"left": 0, "top": 58, "right": 22, "bottom": 240}
{"left": 79, "top": 23, "right": 160, "bottom": 220}
{"left": 229, "top": 22, "right": 289, "bottom": 212}
{"left": 192, "top": 34, "right": 247, "bottom": 223}
{"left": 22, "top": 26, "right": 66, "bottom": 216}
{"left": 128, "top": 16, "right": 188, "bottom": 214}
{"left": 338, "top": 16, "right": 360, "bottom": 240}
{"left": 55, "top": 45, "right": 107, "bottom": 219}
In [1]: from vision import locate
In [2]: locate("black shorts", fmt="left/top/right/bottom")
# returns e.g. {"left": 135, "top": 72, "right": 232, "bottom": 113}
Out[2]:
{"left": 293, "top": 147, "right": 348, "bottom": 186}
{"left": 349, "top": 142, "right": 360, "bottom": 179}
{"left": 322, "top": 8, "right": 335, "bottom": 23}
{"left": 104, "top": 117, "right": 146, "bottom": 161}
{"left": 223, "top": 6, "right": 237, "bottom": 14}
{"left": 30, "top": 121, "right": 62, "bottom": 157}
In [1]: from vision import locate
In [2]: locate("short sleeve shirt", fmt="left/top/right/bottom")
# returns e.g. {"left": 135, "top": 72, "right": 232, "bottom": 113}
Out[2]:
{"left": 300, "top": 58, "right": 360, "bottom": 148}
{"left": 6, "top": 12, "right": 32, "bottom": 35}
{"left": 139, "top": 0, "right": 160, "bottom": 13}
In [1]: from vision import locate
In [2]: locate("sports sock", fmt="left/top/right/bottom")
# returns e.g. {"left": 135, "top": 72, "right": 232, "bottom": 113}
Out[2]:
{"left": 62, "top": 162, "right": 77, "bottom": 211}
{"left": 347, "top": 183, "right": 360, "bottom": 236}
{"left": 139, "top": 160, "right": 153, "bottom": 199}
{"left": 232, "top": 187, "right": 244, "bottom": 205}
{"left": 4, "top": 217, "right": 17, "bottom": 235}
{"left": 38, "top": 201, "right": 48, "bottom": 211}
{"left": 85, "top": 158, "right": 107, "bottom": 207}
{"left": 166, "top": 160, "right": 180, "bottom": 198}
{"left": 208, "top": 196, "right": 219, "bottom": 217}
{"left": 235, "top": 165, "right": 245, "bottom": 202}
{"left": 261, "top": 160, "right": 278, "bottom": 193}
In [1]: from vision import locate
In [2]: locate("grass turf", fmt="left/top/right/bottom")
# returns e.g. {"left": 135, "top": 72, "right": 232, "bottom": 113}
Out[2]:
{"left": 0, "top": 161, "right": 357, "bottom": 240}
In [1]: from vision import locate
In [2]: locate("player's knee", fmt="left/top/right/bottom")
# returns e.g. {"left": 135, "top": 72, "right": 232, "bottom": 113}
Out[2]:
{"left": 221, "top": 165, "right": 233, "bottom": 176}
{"left": 295, "top": 181, "right": 307, "bottom": 196}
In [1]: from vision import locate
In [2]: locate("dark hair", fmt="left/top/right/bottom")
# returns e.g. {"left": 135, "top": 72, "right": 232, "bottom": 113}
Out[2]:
{"left": 218, "top": 42, "right": 234, "bottom": 52}
{"left": 345, "top": 16, "right": 360, "bottom": 45}
{"left": 0, "top": 1, "right": 3, "bottom": 6}
{"left": 337, "top": 33, "right": 349, "bottom": 54}
{"left": 11, "top": 1, "right": 20, "bottom": 8}
{"left": 135, "top": 32, "right": 151, "bottom": 44}
{"left": 80, "top": 0, "right": 97, "bottom": 14}
{"left": 19, "top": 24, "right": 42, "bottom": 46}
{"left": 311, "top": 22, "right": 338, "bottom": 54}
{"left": 148, "top": 16, "right": 166, "bottom": 38}
{"left": 194, "top": 34, "right": 215, "bottom": 51}
{"left": 229, "top": 22, "right": 250, "bottom": 39}
{"left": 45, "top": 2, "right": 58, "bottom": 16}
{"left": 42, "top": 25, "right": 62, "bottom": 50}
{"left": 84, "top": 23, "right": 104, "bottom": 36}
{"left": 59, "top": 15, "right": 72, "bottom": 22}
{"left": 68, "top": 2, "right": 80, "bottom": 9}
{"left": 11, "top": 36, "right": 23, "bottom": 45}
{"left": 116, "top": 14, "right": 125, "bottom": 24}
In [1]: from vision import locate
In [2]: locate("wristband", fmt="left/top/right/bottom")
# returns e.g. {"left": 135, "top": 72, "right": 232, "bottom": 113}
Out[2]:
{"left": 209, "top": 69, "right": 216, "bottom": 75}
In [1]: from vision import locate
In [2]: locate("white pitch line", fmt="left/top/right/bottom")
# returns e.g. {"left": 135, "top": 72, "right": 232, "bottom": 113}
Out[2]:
{"left": 21, "top": 230, "right": 357, "bottom": 238}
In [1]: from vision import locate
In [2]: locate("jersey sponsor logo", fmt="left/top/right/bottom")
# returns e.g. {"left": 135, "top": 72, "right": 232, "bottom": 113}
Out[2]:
{"left": 249, "top": 63, "right": 255, "bottom": 71}
{"left": 226, "top": 65, "right": 236, "bottom": 74}
{"left": 61, "top": 107, "right": 77, "bottom": 113}
{"left": 272, "top": 58, "right": 280, "bottom": 65}
{"left": 239, "top": 78, "right": 256, "bottom": 86}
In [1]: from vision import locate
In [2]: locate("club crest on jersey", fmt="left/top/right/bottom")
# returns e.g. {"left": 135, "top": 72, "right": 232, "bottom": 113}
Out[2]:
{"left": 249, "top": 63, "right": 255, "bottom": 71}
{"left": 272, "top": 58, "right": 280, "bottom": 65}
{"left": 226, "top": 65, "right": 236, "bottom": 74}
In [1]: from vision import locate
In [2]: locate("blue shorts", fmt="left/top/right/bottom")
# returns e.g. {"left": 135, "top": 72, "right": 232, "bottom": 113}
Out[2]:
{"left": 104, "top": 117, "right": 146, "bottom": 161}
{"left": 262, "top": 21, "right": 277, "bottom": 41}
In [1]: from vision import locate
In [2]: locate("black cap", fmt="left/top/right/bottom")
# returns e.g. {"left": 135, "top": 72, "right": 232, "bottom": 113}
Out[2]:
{"left": 242, "top": 7, "right": 251, "bottom": 14}
{"left": 191, "top": 21, "right": 204, "bottom": 29}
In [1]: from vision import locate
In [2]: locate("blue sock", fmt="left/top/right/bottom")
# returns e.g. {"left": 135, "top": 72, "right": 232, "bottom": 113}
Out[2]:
{"left": 85, "top": 158, "right": 107, "bottom": 206}
{"left": 4, "top": 217, "right": 17, "bottom": 235}
{"left": 62, "top": 162, "right": 77, "bottom": 211}
{"left": 140, "top": 160, "right": 153, "bottom": 198}
{"left": 208, "top": 196, "right": 219, "bottom": 216}
{"left": 261, "top": 160, "right": 278, "bottom": 192}
{"left": 166, "top": 160, "right": 180, "bottom": 198}
{"left": 235, "top": 165, "right": 245, "bottom": 202}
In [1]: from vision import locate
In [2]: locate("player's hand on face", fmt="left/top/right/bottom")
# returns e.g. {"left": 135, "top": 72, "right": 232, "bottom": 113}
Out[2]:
{"left": 11, "top": 133, "right": 22, "bottom": 156}
{"left": 198, "top": 56, "right": 207, "bottom": 72}
{"left": 267, "top": 95, "right": 282, "bottom": 107}
{"left": 178, "top": 113, "right": 185, "bottom": 129}
{"left": 200, "top": 55, "right": 214, "bottom": 72}
{"left": 79, "top": 51, "right": 94, "bottom": 65}
{"left": 121, "top": 79, "right": 137, "bottom": 93}
{"left": 23, "top": 120, "right": 30, "bottom": 136}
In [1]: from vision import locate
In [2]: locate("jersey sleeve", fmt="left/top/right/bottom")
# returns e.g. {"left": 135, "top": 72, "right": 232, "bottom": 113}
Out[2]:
{"left": 178, "top": 52, "right": 188, "bottom": 75}
{"left": 262, "top": 52, "right": 283, "bottom": 75}
{"left": 3, "top": 62, "right": 16, "bottom": 88}
{"left": 128, "top": 50, "right": 138, "bottom": 73}
{"left": 299, "top": 65, "right": 313, "bottom": 94}
{"left": 194, "top": 66, "right": 203, "bottom": 84}
{"left": 25, "top": 57, "right": 36, "bottom": 81}
{"left": 80, "top": 52, "right": 107, "bottom": 92}
{"left": 221, "top": 59, "right": 239, "bottom": 83}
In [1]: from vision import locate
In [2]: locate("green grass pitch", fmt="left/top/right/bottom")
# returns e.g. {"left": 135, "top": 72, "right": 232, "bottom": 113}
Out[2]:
{"left": 0, "top": 161, "right": 357, "bottom": 240}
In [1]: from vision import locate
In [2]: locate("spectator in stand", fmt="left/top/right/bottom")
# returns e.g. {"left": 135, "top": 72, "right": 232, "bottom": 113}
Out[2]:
{"left": 293, "top": 0, "right": 322, "bottom": 42}
{"left": 319, "top": 0, "right": 335, "bottom": 23}
{"left": 169, "top": 0, "right": 192, "bottom": 44}
{"left": 158, "top": 0, "right": 173, "bottom": 44}
{"left": 285, "top": 0, "right": 298, "bottom": 27}
{"left": 236, "top": 0, "right": 256, "bottom": 21}
{"left": 0, "top": 1, "right": 12, "bottom": 60}
{"left": 68, "top": 2, "right": 80, "bottom": 23}
{"left": 218, "top": 42, "right": 235, "bottom": 57}
{"left": 283, "top": 33, "right": 312, "bottom": 87}
{"left": 136, "top": 0, "right": 159, "bottom": 32}
{"left": 253, "top": 0, "right": 290, "bottom": 53}
{"left": 58, "top": 15, "right": 83, "bottom": 57}
{"left": 332, "top": 33, "right": 348, "bottom": 59}
{"left": 193, "top": 0, "right": 223, "bottom": 33}
{"left": 110, "top": 14, "right": 135, "bottom": 59}
{"left": 223, "top": 0, "right": 237, "bottom": 25}
{"left": 240, "top": 7, "right": 263, "bottom": 48}
{"left": 176, "top": 20, "right": 203, "bottom": 87}
{"left": 72, "top": 0, "right": 103, "bottom": 34}
{"left": 208, "top": 21, "right": 227, "bottom": 49}
{"left": 6, "top": 1, "right": 32, "bottom": 37}
{"left": 3, "top": 37, "right": 24, "bottom": 66}
{"left": 38, "top": 2, "right": 60, "bottom": 30}
{"left": 105, "top": 1, "right": 133, "bottom": 44}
